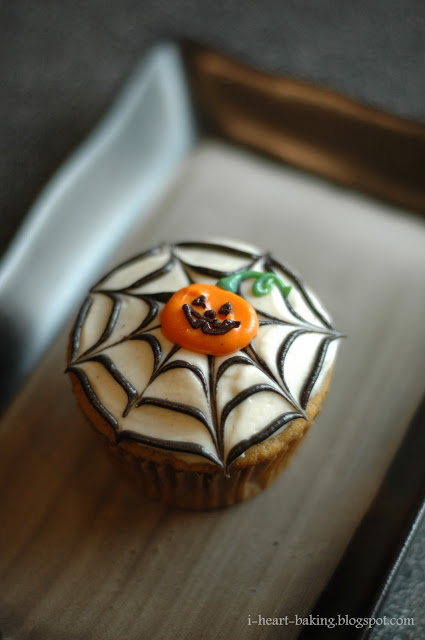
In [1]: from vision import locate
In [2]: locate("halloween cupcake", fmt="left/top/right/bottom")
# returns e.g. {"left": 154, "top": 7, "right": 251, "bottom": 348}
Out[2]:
{"left": 66, "top": 240, "right": 342, "bottom": 509}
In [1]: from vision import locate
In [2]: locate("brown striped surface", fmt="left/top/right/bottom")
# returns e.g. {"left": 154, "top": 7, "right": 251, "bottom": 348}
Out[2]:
{"left": 1, "top": 142, "right": 425, "bottom": 639}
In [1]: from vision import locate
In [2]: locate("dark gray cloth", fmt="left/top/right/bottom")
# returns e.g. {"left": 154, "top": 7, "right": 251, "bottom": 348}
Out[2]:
{"left": 1, "top": 0, "right": 424, "bottom": 258}
{"left": 371, "top": 510, "right": 425, "bottom": 639}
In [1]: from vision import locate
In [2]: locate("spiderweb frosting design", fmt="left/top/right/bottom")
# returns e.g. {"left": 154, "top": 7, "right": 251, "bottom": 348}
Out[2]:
{"left": 67, "top": 241, "right": 341, "bottom": 470}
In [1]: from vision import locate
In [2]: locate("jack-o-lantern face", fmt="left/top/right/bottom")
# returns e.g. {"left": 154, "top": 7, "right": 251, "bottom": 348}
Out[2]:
{"left": 161, "top": 284, "right": 259, "bottom": 356}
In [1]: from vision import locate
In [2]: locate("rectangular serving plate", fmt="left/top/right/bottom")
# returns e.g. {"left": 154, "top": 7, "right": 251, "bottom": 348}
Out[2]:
{"left": 1, "top": 42, "right": 425, "bottom": 640}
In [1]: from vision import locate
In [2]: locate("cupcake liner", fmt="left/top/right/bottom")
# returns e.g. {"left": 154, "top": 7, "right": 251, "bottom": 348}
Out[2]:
{"left": 100, "top": 425, "right": 311, "bottom": 510}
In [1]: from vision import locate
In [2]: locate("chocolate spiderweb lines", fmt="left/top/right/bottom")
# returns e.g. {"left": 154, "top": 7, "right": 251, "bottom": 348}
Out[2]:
{"left": 68, "top": 242, "right": 341, "bottom": 468}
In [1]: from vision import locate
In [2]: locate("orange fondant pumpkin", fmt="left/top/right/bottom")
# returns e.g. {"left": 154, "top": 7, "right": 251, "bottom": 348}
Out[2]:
{"left": 161, "top": 284, "right": 259, "bottom": 356}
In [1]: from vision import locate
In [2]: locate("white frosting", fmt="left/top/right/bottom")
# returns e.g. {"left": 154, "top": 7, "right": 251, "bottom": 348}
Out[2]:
{"left": 68, "top": 240, "right": 340, "bottom": 469}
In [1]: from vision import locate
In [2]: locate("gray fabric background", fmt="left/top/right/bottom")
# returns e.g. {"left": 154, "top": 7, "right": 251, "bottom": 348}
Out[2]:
{"left": 1, "top": 0, "right": 425, "bottom": 259}
{"left": 1, "top": 1, "right": 424, "bottom": 638}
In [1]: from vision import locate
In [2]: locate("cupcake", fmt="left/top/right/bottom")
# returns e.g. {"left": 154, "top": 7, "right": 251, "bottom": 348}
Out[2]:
{"left": 66, "top": 240, "right": 342, "bottom": 509}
